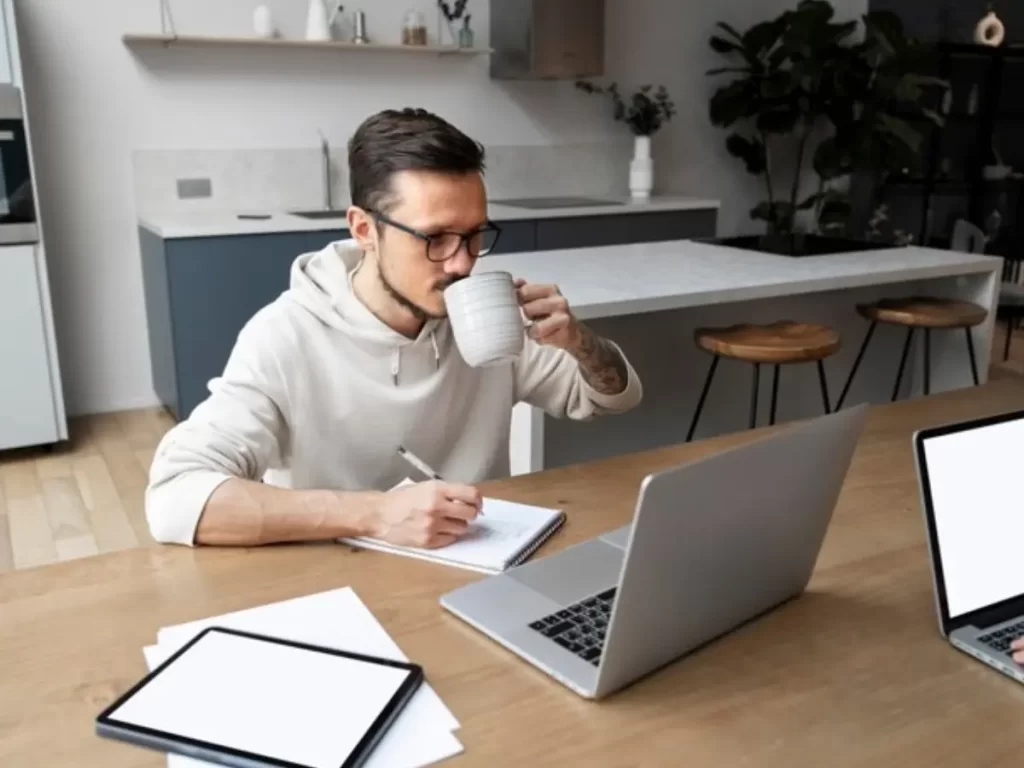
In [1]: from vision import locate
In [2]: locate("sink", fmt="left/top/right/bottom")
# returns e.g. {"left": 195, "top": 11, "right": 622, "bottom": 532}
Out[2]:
{"left": 288, "top": 209, "right": 348, "bottom": 219}
{"left": 491, "top": 196, "right": 626, "bottom": 210}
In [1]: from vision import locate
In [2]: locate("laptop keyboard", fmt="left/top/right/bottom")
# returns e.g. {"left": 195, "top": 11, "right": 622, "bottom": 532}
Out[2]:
{"left": 527, "top": 587, "right": 617, "bottom": 666}
{"left": 979, "top": 619, "right": 1024, "bottom": 653}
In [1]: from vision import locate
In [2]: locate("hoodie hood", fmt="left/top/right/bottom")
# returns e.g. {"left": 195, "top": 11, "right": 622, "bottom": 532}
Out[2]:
{"left": 288, "top": 238, "right": 443, "bottom": 385}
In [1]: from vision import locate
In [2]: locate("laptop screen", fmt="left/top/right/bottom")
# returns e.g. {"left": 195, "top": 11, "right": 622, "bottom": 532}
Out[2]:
{"left": 921, "top": 417, "right": 1024, "bottom": 619}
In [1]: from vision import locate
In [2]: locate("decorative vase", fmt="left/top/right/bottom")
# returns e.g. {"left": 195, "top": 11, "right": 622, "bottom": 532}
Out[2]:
{"left": 629, "top": 135, "right": 653, "bottom": 201}
{"left": 974, "top": 9, "right": 1005, "bottom": 47}
{"left": 253, "top": 5, "right": 275, "bottom": 38}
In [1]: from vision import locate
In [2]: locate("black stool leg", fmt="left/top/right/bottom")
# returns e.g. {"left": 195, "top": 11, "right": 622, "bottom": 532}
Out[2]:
{"left": 836, "top": 320, "right": 877, "bottom": 410}
{"left": 892, "top": 327, "right": 915, "bottom": 401}
{"left": 923, "top": 328, "right": 931, "bottom": 396}
{"left": 1005, "top": 319, "right": 1013, "bottom": 362}
{"left": 769, "top": 364, "right": 781, "bottom": 426}
{"left": 749, "top": 363, "right": 760, "bottom": 429}
{"left": 686, "top": 355, "right": 719, "bottom": 442}
{"left": 965, "top": 327, "right": 980, "bottom": 386}
{"left": 816, "top": 360, "right": 831, "bottom": 413}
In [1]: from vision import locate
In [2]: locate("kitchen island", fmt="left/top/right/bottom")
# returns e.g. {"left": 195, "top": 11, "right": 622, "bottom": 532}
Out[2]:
{"left": 479, "top": 240, "right": 1003, "bottom": 475}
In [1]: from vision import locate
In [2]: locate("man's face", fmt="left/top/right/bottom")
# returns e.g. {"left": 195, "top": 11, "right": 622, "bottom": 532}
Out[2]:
{"left": 370, "top": 169, "right": 488, "bottom": 320}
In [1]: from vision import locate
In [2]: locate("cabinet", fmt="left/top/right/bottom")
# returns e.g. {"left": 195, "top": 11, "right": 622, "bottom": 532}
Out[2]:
{"left": 141, "top": 208, "right": 717, "bottom": 419}
{"left": 0, "top": 245, "right": 64, "bottom": 450}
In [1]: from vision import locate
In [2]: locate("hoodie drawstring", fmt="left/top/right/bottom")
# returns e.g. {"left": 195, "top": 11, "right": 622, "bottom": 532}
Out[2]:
{"left": 391, "top": 330, "right": 440, "bottom": 387}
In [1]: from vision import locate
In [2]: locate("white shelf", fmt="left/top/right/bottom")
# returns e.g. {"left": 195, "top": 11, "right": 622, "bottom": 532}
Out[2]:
{"left": 121, "top": 33, "right": 492, "bottom": 56}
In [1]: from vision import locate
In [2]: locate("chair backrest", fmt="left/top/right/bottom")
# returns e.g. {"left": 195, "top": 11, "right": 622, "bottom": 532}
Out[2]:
{"left": 951, "top": 219, "right": 986, "bottom": 253}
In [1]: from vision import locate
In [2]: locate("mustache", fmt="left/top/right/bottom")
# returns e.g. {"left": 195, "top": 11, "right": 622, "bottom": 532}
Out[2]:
{"left": 434, "top": 275, "right": 467, "bottom": 291}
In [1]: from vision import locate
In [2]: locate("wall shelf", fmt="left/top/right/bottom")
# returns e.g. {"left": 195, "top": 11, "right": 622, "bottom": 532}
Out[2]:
{"left": 121, "top": 33, "right": 492, "bottom": 56}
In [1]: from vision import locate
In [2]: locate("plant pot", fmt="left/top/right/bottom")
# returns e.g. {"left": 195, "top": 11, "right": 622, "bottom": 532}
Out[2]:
{"left": 706, "top": 233, "right": 898, "bottom": 258}
{"left": 629, "top": 135, "right": 653, "bottom": 201}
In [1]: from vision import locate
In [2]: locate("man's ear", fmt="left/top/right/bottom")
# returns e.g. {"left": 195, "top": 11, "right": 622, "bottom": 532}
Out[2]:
{"left": 346, "top": 206, "right": 376, "bottom": 251}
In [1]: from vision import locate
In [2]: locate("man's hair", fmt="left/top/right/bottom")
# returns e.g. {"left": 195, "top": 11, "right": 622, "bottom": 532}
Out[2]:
{"left": 348, "top": 108, "right": 485, "bottom": 213}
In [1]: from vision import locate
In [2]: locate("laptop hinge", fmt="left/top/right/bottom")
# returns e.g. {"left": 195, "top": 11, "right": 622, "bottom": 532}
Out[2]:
{"left": 949, "top": 595, "right": 1024, "bottom": 634}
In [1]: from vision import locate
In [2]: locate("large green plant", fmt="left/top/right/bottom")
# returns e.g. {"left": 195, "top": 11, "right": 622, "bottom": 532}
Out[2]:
{"left": 708, "top": 0, "right": 946, "bottom": 237}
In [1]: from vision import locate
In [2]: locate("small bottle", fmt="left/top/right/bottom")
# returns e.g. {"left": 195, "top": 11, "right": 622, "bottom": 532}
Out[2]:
{"left": 402, "top": 9, "right": 426, "bottom": 45}
{"left": 458, "top": 14, "right": 473, "bottom": 48}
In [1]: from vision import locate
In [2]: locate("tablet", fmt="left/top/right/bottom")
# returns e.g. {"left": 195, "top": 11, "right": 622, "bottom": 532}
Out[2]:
{"left": 95, "top": 626, "right": 423, "bottom": 768}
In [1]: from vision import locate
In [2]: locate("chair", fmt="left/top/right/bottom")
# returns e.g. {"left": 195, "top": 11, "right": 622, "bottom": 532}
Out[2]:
{"left": 834, "top": 297, "right": 987, "bottom": 408}
{"left": 686, "top": 321, "right": 840, "bottom": 441}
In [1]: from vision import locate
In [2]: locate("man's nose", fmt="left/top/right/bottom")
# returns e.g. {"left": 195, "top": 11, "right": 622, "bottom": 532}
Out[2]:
{"left": 444, "top": 246, "right": 475, "bottom": 276}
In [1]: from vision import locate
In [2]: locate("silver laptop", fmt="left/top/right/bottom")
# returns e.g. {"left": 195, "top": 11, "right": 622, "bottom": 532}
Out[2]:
{"left": 913, "top": 410, "right": 1024, "bottom": 684}
{"left": 440, "top": 404, "right": 868, "bottom": 699}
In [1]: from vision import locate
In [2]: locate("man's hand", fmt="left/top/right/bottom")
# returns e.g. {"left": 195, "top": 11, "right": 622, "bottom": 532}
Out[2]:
{"left": 1013, "top": 637, "right": 1024, "bottom": 664}
{"left": 515, "top": 278, "right": 629, "bottom": 396}
{"left": 371, "top": 480, "right": 482, "bottom": 549}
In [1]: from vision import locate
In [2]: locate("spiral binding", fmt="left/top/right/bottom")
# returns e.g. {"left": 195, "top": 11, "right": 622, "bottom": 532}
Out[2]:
{"left": 507, "top": 513, "right": 567, "bottom": 568}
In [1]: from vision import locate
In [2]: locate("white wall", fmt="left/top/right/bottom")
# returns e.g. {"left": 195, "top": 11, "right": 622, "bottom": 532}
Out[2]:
{"left": 15, "top": 0, "right": 866, "bottom": 416}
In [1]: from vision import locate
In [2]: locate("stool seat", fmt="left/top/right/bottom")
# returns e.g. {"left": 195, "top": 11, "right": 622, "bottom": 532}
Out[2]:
{"left": 857, "top": 297, "right": 988, "bottom": 329}
{"left": 695, "top": 321, "right": 841, "bottom": 364}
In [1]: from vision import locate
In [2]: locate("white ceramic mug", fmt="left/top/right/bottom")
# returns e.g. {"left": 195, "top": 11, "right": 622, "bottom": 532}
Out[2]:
{"left": 444, "top": 271, "right": 526, "bottom": 367}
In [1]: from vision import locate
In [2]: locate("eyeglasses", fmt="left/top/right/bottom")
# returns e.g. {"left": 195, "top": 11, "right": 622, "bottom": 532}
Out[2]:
{"left": 369, "top": 210, "right": 502, "bottom": 262}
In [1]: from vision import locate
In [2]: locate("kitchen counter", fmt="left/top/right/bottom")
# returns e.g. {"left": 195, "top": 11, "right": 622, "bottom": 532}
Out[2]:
{"left": 475, "top": 240, "right": 1001, "bottom": 320}
{"left": 136, "top": 195, "right": 721, "bottom": 239}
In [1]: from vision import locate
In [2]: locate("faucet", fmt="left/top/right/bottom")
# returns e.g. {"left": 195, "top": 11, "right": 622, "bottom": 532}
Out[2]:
{"left": 319, "top": 130, "right": 333, "bottom": 211}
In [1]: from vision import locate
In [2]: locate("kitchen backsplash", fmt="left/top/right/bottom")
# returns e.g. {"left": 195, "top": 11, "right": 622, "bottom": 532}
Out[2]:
{"left": 131, "top": 141, "right": 633, "bottom": 215}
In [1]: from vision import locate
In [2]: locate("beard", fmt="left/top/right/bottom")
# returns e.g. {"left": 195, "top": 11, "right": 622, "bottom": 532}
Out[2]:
{"left": 377, "top": 256, "right": 464, "bottom": 322}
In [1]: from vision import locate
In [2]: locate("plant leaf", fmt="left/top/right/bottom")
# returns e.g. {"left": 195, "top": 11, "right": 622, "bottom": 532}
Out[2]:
{"left": 726, "top": 133, "right": 767, "bottom": 174}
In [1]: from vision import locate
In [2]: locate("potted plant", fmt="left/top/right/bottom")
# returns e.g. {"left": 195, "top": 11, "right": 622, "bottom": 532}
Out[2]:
{"left": 706, "top": 0, "right": 947, "bottom": 256}
{"left": 575, "top": 80, "right": 676, "bottom": 200}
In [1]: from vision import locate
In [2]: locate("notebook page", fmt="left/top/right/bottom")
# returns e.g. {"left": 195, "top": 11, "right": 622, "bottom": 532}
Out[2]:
{"left": 341, "top": 497, "right": 563, "bottom": 573}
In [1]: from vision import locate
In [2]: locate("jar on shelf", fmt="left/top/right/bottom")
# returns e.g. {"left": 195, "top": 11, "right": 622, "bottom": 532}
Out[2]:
{"left": 402, "top": 10, "right": 427, "bottom": 45}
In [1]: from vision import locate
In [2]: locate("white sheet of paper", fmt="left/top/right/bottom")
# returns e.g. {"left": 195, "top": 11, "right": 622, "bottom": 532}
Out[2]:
{"left": 147, "top": 587, "right": 462, "bottom": 768}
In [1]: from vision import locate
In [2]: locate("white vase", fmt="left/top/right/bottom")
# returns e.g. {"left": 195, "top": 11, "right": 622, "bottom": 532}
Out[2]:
{"left": 629, "top": 135, "right": 653, "bottom": 201}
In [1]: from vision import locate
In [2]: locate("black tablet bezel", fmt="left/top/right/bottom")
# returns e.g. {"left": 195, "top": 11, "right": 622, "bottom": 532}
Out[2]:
{"left": 914, "top": 408, "right": 1024, "bottom": 637}
{"left": 95, "top": 625, "right": 424, "bottom": 768}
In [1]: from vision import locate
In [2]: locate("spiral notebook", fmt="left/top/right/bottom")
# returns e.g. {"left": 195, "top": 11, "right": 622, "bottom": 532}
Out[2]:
{"left": 339, "top": 495, "right": 565, "bottom": 575}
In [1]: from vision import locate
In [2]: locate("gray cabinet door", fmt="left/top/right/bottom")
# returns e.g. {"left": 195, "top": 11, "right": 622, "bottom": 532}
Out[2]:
{"left": 490, "top": 220, "right": 536, "bottom": 254}
{"left": 0, "top": 245, "right": 60, "bottom": 449}
{"left": 164, "top": 232, "right": 315, "bottom": 419}
{"left": 535, "top": 209, "right": 717, "bottom": 250}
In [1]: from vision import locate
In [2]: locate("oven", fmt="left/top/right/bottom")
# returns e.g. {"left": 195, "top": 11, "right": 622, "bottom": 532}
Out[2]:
{"left": 0, "top": 83, "right": 37, "bottom": 245}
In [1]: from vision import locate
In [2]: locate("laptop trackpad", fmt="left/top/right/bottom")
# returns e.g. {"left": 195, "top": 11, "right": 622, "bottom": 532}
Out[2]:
{"left": 509, "top": 539, "right": 623, "bottom": 606}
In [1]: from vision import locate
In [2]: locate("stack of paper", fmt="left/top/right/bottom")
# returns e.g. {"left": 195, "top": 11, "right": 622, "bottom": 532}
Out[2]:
{"left": 142, "top": 587, "right": 463, "bottom": 767}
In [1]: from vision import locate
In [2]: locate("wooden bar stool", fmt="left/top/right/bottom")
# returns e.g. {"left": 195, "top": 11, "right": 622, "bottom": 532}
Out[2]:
{"left": 685, "top": 321, "right": 841, "bottom": 441}
{"left": 834, "top": 296, "right": 988, "bottom": 409}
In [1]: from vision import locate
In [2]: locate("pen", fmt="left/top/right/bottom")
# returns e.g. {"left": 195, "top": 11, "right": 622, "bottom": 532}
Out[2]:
{"left": 397, "top": 445, "right": 443, "bottom": 480}
{"left": 397, "top": 446, "right": 483, "bottom": 514}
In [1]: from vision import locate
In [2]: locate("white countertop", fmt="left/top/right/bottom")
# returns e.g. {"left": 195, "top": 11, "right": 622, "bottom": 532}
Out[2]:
{"left": 136, "top": 195, "right": 721, "bottom": 239}
{"left": 474, "top": 240, "right": 1002, "bottom": 320}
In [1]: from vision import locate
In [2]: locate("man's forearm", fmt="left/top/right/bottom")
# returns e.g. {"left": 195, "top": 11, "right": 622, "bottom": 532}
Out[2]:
{"left": 194, "top": 478, "right": 383, "bottom": 547}
{"left": 567, "top": 322, "right": 629, "bottom": 395}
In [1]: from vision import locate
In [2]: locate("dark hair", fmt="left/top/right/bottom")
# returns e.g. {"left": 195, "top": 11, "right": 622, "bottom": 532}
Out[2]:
{"left": 348, "top": 108, "right": 485, "bottom": 213}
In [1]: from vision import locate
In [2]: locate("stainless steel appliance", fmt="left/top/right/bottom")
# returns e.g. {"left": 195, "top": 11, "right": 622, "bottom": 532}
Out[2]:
{"left": 0, "top": 83, "right": 36, "bottom": 245}
{"left": 489, "top": 0, "right": 605, "bottom": 80}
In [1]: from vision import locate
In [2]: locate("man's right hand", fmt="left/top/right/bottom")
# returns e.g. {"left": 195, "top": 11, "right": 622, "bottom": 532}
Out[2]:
{"left": 370, "top": 480, "right": 482, "bottom": 549}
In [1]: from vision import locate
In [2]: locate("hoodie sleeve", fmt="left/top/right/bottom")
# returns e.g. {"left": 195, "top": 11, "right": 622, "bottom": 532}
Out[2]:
{"left": 145, "top": 311, "right": 289, "bottom": 546}
{"left": 513, "top": 336, "right": 642, "bottom": 419}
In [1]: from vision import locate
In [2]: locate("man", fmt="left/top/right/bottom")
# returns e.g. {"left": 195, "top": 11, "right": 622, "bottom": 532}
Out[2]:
{"left": 145, "top": 108, "right": 642, "bottom": 549}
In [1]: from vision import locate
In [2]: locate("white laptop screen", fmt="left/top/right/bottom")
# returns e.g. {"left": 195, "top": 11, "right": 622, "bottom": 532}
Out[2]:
{"left": 922, "top": 417, "right": 1024, "bottom": 619}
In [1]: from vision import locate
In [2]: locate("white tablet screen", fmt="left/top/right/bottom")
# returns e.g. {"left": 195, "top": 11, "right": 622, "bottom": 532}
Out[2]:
{"left": 104, "top": 629, "right": 414, "bottom": 768}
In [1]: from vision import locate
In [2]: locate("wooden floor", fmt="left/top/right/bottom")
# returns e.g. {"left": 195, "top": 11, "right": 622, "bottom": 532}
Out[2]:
{"left": 0, "top": 407, "right": 175, "bottom": 573}
{"left": 3, "top": 328, "right": 1024, "bottom": 574}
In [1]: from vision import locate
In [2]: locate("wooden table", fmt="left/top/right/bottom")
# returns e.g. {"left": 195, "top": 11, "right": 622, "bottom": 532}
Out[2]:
{"left": 5, "top": 381, "right": 1024, "bottom": 766}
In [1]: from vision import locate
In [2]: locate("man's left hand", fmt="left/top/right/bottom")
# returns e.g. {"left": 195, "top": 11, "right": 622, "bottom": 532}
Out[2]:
{"left": 515, "top": 278, "right": 581, "bottom": 350}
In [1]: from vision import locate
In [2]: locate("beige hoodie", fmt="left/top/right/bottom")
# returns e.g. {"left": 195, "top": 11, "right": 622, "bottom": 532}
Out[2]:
{"left": 144, "top": 239, "right": 643, "bottom": 545}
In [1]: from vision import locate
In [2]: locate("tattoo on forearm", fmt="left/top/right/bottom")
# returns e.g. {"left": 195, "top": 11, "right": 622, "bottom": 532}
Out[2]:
{"left": 570, "top": 323, "right": 629, "bottom": 395}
